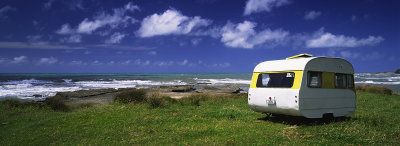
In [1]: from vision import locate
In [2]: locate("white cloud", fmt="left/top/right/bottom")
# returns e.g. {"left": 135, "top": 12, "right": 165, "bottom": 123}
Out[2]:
{"left": 0, "top": 41, "right": 84, "bottom": 50}
{"left": 105, "top": 32, "right": 126, "bottom": 44}
{"left": 154, "top": 61, "right": 174, "bottom": 67}
{"left": 84, "top": 50, "right": 91, "bottom": 55}
{"left": 56, "top": 2, "right": 139, "bottom": 34}
{"left": 70, "top": 60, "right": 87, "bottom": 65}
{"left": 11, "top": 56, "right": 28, "bottom": 64}
{"left": 306, "top": 28, "right": 384, "bottom": 48}
{"left": 212, "top": 63, "right": 231, "bottom": 68}
{"left": 43, "top": 0, "right": 55, "bottom": 9}
{"left": 122, "top": 60, "right": 131, "bottom": 65}
{"left": 244, "top": 0, "right": 290, "bottom": 15}
{"left": 26, "top": 35, "right": 49, "bottom": 46}
{"left": 0, "top": 5, "right": 16, "bottom": 19}
{"left": 178, "top": 59, "right": 188, "bottom": 66}
{"left": 92, "top": 60, "right": 103, "bottom": 65}
{"left": 0, "top": 57, "right": 7, "bottom": 64}
{"left": 56, "top": 24, "right": 75, "bottom": 34}
{"left": 137, "top": 9, "right": 211, "bottom": 37}
{"left": 108, "top": 61, "right": 115, "bottom": 65}
{"left": 191, "top": 38, "right": 201, "bottom": 46}
{"left": 147, "top": 51, "right": 157, "bottom": 56}
{"left": 304, "top": 11, "right": 321, "bottom": 20}
{"left": 221, "top": 21, "right": 288, "bottom": 49}
{"left": 351, "top": 15, "right": 357, "bottom": 22}
{"left": 38, "top": 57, "right": 58, "bottom": 65}
{"left": 60, "top": 34, "right": 82, "bottom": 43}
{"left": 134, "top": 59, "right": 150, "bottom": 66}
{"left": 192, "top": 26, "right": 221, "bottom": 38}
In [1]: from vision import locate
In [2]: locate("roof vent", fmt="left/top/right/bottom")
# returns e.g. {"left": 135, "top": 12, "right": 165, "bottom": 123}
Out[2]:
{"left": 286, "top": 53, "right": 313, "bottom": 60}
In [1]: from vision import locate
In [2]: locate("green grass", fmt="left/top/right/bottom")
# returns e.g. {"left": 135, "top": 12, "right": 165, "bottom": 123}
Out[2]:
{"left": 0, "top": 92, "right": 399, "bottom": 145}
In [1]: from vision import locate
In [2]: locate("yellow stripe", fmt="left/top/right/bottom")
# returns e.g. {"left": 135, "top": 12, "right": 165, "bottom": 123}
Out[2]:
{"left": 250, "top": 71, "right": 303, "bottom": 89}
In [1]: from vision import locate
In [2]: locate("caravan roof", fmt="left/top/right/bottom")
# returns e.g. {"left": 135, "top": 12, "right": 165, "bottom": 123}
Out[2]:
{"left": 253, "top": 57, "right": 354, "bottom": 74}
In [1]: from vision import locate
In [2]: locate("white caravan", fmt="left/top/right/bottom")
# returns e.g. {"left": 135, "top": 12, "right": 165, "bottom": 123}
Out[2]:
{"left": 248, "top": 54, "right": 356, "bottom": 118}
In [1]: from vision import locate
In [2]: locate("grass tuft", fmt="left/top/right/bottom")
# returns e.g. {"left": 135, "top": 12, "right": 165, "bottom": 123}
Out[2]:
{"left": 356, "top": 84, "right": 393, "bottom": 95}
{"left": 0, "top": 98, "right": 45, "bottom": 109}
{"left": 114, "top": 88, "right": 147, "bottom": 104}
{"left": 44, "top": 95, "right": 70, "bottom": 112}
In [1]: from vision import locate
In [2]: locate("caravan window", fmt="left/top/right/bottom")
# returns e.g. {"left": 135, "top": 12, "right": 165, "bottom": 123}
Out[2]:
{"left": 256, "top": 72, "right": 295, "bottom": 88}
{"left": 335, "top": 73, "right": 347, "bottom": 88}
{"left": 308, "top": 71, "right": 322, "bottom": 88}
{"left": 347, "top": 74, "right": 354, "bottom": 88}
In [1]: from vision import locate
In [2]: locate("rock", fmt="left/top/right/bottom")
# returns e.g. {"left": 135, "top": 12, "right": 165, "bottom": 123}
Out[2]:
{"left": 395, "top": 69, "right": 400, "bottom": 74}
{"left": 196, "top": 85, "right": 242, "bottom": 94}
{"left": 159, "top": 85, "right": 195, "bottom": 92}
{"left": 32, "top": 94, "right": 42, "bottom": 98}
{"left": 55, "top": 88, "right": 117, "bottom": 99}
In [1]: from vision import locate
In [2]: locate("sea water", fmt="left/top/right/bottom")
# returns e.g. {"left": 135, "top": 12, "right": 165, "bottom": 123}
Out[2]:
{"left": 0, "top": 73, "right": 399, "bottom": 100}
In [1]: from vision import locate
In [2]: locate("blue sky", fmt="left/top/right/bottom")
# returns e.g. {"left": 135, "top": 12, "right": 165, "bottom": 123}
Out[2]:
{"left": 0, "top": 0, "right": 398, "bottom": 73}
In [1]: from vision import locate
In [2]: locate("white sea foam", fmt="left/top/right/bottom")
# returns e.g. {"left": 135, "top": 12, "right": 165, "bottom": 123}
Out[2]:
{"left": 0, "top": 84, "right": 81, "bottom": 100}
{"left": 355, "top": 81, "right": 400, "bottom": 85}
{"left": 74, "top": 80, "right": 187, "bottom": 89}
{"left": 195, "top": 78, "right": 251, "bottom": 85}
{"left": 0, "top": 79, "right": 189, "bottom": 100}
{"left": 0, "top": 78, "right": 53, "bottom": 85}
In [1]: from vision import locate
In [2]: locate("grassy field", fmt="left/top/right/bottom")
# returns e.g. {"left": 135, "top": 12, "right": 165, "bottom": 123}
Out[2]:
{"left": 0, "top": 91, "right": 399, "bottom": 145}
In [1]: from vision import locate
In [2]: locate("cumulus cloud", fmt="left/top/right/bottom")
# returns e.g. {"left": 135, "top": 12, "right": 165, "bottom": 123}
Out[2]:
{"left": 306, "top": 28, "right": 384, "bottom": 48}
{"left": 56, "top": 2, "right": 139, "bottom": 35}
{"left": 0, "top": 5, "right": 16, "bottom": 19}
{"left": 10, "top": 56, "right": 28, "bottom": 64}
{"left": 56, "top": 24, "right": 75, "bottom": 34}
{"left": 221, "top": 21, "right": 289, "bottom": 49}
{"left": 304, "top": 11, "right": 321, "bottom": 20}
{"left": 105, "top": 32, "right": 126, "bottom": 44}
{"left": 244, "top": 0, "right": 290, "bottom": 15}
{"left": 38, "top": 57, "right": 58, "bottom": 65}
{"left": 137, "top": 9, "right": 211, "bottom": 37}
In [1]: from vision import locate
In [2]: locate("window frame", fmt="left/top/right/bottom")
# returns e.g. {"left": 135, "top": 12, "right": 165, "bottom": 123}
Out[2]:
{"left": 307, "top": 71, "right": 322, "bottom": 88}
{"left": 334, "top": 73, "right": 348, "bottom": 89}
{"left": 256, "top": 72, "right": 295, "bottom": 88}
{"left": 347, "top": 74, "right": 355, "bottom": 88}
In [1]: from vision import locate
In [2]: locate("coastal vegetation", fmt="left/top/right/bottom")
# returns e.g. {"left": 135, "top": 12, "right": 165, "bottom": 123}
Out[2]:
{"left": 0, "top": 86, "right": 399, "bottom": 145}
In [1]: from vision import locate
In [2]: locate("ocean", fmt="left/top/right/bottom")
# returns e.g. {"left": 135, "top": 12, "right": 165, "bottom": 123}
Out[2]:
{"left": 0, "top": 73, "right": 399, "bottom": 100}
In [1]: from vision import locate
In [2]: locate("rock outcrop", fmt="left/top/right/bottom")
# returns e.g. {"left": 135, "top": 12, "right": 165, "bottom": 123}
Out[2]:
{"left": 55, "top": 88, "right": 117, "bottom": 99}
{"left": 196, "top": 85, "right": 242, "bottom": 94}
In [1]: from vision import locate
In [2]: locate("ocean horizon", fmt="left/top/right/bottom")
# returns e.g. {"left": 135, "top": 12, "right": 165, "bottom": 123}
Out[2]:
{"left": 1, "top": 73, "right": 399, "bottom": 100}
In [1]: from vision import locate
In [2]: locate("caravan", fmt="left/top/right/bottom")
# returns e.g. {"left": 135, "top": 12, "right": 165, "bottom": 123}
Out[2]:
{"left": 248, "top": 54, "right": 356, "bottom": 118}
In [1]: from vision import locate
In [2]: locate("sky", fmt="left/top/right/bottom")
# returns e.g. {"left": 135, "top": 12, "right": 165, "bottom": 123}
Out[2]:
{"left": 0, "top": 0, "right": 399, "bottom": 73}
